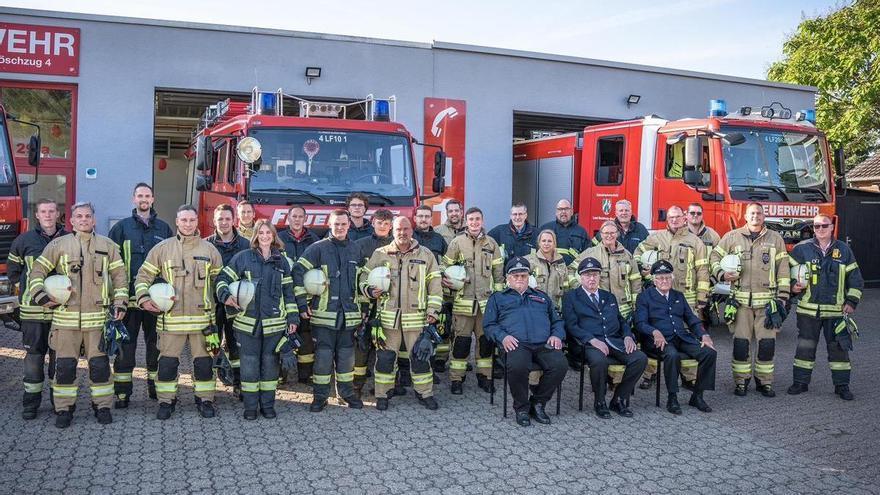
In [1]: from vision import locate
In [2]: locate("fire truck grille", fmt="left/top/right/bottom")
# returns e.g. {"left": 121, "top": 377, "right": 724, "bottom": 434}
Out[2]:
{"left": 0, "top": 224, "right": 20, "bottom": 265}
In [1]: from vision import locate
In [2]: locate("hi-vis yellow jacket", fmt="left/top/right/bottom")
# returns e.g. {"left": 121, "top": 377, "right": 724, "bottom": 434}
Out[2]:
{"left": 710, "top": 226, "right": 790, "bottom": 308}
{"left": 635, "top": 228, "right": 710, "bottom": 309}
{"left": 360, "top": 239, "right": 443, "bottom": 330}
{"left": 441, "top": 230, "right": 504, "bottom": 316}
{"left": 135, "top": 232, "right": 223, "bottom": 333}
{"left": 29, "top": 231, "right": 128, "bottom": 331}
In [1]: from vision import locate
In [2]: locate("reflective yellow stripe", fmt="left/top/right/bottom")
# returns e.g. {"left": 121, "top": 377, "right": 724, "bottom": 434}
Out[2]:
{"left": 241, "top": 381, "right": 259, "bottom": 392}
{"left": 829, "top": 361, "right": 851, "bottom": 371}
{"left": 114, "top": 373, "right": 133, "bottom": 383}
{"left": 335, "top": 372, "right": 354, "bottom": 383}
{"left": 753, "top": 363, "right": 774, "bottom": 374}
{"left": 375, "top": 372, "right": 395, "bottom": 385}
{"left": 193, "top": 380, "right": 216, "bottom": 392}
{"left": 793, "top": 359, "right": 814, "bottom": 370}
{"left": 91, "top": 384, "right": 114, "bottom": 397}
{"left": 259, "top": 380, "right": 278, "bottom": 391}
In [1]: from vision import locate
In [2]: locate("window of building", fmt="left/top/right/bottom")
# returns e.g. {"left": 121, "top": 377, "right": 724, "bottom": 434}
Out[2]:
{"left": 595, "top": 136, "right": 624, "bottom": 185}
{"left": 0, "top": 85, "right": 75, "bottom": 162}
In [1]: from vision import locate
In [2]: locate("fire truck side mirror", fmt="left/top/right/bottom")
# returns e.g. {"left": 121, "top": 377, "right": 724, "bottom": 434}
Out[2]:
{"left": 684, "top": 137, "right": 701, "bottom": 169}
{"left": 433, "top": 150, "right": 446, "bottom": 177}
{"left": 683, "top": 169, "right": 703, "bottom": 186}
{"left": 195, "top": 136, "right": 214, "bottom": 172}
{"left": 27, "top": 134, "right": 40, "bottom": 167}
{"left": 195, "top": 174, "right": 213, "bottom": 192}
{"left": 834, "top": 147, "right": 845, "bottom": 176}
{"left": 432, "top": 176, "right": 445, "bottom": 193}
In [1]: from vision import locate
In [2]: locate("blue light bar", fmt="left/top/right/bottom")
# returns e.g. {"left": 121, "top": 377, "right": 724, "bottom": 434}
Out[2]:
{"left": 805, "top": 109, "right": 816, "bottom": 124}
{"left": 374, "top": 99, "right": 390, "bottom": 122}
{"left": 259, "top": 92, "right": 277, "bottom": 115}
{"left": 709, "top": 99, "right": 727, "bottom": 117}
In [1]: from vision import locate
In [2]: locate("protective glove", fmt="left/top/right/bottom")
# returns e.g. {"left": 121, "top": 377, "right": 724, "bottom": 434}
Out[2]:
{"left": 423, "top": 323, "right": 443, "bottom": 345}
{"left": 764, "top": 299, "right": 787, "bottom": 330}
{"left": 354, "top": 321, "right": 371, "bottom": 352}
{"left": 213, "top": 349, "right": 235, "bottom": 386}
{"left": 275, "top": 335, "right": 300, "bottom": 374}
{"left": 203, "top": 325, "right": 221, "bottom": 353}
{"left": 723, "top": 296, "right": 740, "bottom": 325}
{"left": 370, "top": 319, "right": 386, "bottom": 345}
{"left": 412, "top": 328, "right": 436, "bottom": 362}
{"left": 834, "top": 315, "right": 858, "bottom": 351}
{"left": 113, "top": 305, "right": 127, "bottom": 321}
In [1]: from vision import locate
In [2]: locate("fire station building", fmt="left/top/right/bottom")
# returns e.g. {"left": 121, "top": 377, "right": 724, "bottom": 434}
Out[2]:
{"left": 0, "top": 7, "right": 817, "bottom": 231}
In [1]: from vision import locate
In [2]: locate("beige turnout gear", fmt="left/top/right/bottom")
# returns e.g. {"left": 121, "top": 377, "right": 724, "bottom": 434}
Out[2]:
{"left": 634, "top": 228, "right": 711, "bottom": 311}
{"left": 525, "top": 250, "right": 570, "bottom": 309}
{"left": 710, "top": 226, "right": 790, "bottom": 385}
{"left": 28, "top": 231, "right": 128, "bottom": 411}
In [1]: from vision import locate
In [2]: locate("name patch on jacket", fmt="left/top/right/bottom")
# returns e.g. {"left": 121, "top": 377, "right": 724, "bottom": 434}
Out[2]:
{"left": 194, "top": 256, "right": 210, "bottom": 262}
{"left": 409, "top": 259, "right": 426, "bottom": 265}
{"left": 528, "top": 295, "right": 547, "bottom": 304}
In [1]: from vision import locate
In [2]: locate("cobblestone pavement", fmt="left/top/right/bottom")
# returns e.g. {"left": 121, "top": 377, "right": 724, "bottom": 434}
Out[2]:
{"left": 0, "top": 291, "right": 878, "bottom": 494}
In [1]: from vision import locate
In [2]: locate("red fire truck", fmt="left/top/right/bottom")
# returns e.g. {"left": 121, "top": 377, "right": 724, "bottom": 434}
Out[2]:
{"left": 188, "top": 88, "right": 445, "bottom": 234}
{"left": 0, "top": 103, "right": 42, "bottom": 316}
{"left": 513, "top": 100, "right": 839, "bottom": 247}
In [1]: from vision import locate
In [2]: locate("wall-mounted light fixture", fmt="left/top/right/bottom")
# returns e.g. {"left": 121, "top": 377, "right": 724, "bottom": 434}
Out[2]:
{"left": 305, "top": 66, "right": 322, "bottom": 85}
{"left": 626, "top": 94, "right": 641, "bottom": 107}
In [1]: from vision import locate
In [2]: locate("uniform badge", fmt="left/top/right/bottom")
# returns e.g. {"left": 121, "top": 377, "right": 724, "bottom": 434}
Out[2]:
{"left": 762, "top": 253, "right": 770, "bottom": 264}
{"left": 832, "top": 248, "right": 840, "bottom": 259}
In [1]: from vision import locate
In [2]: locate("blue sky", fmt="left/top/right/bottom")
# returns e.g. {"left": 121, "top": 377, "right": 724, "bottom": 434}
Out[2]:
{"left": 2, "top": 0, "right": 845, "bottom": 79}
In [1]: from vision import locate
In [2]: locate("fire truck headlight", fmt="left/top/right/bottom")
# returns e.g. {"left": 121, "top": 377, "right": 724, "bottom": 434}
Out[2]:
{"left": 0, "top": 277, "right": 12, "bottom": 297}
{"left": 236, "top": 137, "right": 263, "bottom": 164}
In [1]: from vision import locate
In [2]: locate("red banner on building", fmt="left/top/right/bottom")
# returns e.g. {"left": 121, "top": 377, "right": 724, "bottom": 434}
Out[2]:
{"left": 0, "top": 23, "right": 80, "bottom": 76}
{"left": 422, "top": 98, "right": 466, "bottom": 222}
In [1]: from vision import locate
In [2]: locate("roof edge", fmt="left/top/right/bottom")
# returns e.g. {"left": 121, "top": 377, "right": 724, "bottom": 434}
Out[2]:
{"left": 433, "top": 41, "right": 818, "bottom": 93}
{"left": 0, "top": 7, "right": 434, "bottom": 49}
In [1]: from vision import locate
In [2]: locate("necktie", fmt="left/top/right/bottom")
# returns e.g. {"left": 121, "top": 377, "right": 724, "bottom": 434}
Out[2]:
{"left": 591, "top": 293, "right": 600, "bottom": 307}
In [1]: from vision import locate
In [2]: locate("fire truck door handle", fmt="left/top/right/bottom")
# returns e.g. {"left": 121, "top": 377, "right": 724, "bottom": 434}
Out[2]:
{"left": 701, "top": 192, "right": 724, "bottom": 202}
{"left": 657, "top": 209, "right": 666, "bottom": 222}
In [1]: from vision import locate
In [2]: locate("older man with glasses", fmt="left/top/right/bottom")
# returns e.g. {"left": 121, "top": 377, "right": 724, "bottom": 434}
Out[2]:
{"left": 787, "top": 214, "right": 863, "bottom": 400}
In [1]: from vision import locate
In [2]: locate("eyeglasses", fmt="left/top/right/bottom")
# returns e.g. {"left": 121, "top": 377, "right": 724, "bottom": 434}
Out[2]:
{"left": 813, "top": 223, "right": 833, "bottom": 229}
{"left": 349, "top": 203, "right": 366, "bottom": 209}
{"left": 688, "top": 211, "right": 703, "bottom": 216}
{"left": 556, "top": 207, "right": 572, "bottom": 211}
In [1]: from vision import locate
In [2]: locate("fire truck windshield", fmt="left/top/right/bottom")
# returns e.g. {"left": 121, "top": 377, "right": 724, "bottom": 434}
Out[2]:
{"left": 722, "top": 127, "right": 830, "bottom": 203}
{"left": 246, "top": 128, "right": 414, "bottom": 204}
{"left": 0, "top": 119, "right": 16, "bottom": 186}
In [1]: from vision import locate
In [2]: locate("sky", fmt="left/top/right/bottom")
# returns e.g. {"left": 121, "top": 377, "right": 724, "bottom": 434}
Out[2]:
{"left": 1, "top": 0, "right": 846, "bottom": 80}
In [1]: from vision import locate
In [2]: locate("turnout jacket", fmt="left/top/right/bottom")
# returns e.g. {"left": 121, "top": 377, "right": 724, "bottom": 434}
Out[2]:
{"left": 571, "top": 242, "right": 642, "bottom": 317}
{"left": 361, "top": 239, "right": 443, "bottom": 329}
{"left": 691, "top": 224, "right": 721, "bottom": 249}
{"left": 278, "top": 227, "right": 320, "bottom": 262}
{"left": 205, "top": 229, "right": 250, "bottom": 266}
{"left": 434, "top": 220, "right": 466, "bottom": 245}
{"left": 525, "top": 250, "right": 570, "bottom": 309}
{"left": 539, "top": 217, "right": 589, "bottom": 265}
{"left": 413, "top": 227, "right": 448, "bottom": 262}
{"left": 488, "top": 221, "right": 537, "bottom": 262}
{"left": 483, "top": 287, "right": 565, "bottom": 344}
{"left": 8, "top": 224, "right": 67, "bottom": 321}
{"left": 789, "top": 238, "right": 863, "bottom": 318}
{"left": 135, "top": 232, "right": 223, "bottom": 333}
{"left": 347, "top": 220, "right": 374, "bottom": 242}
{"left": 216, "top": 248, "right": 299, "bottom": 335}
{"left": 710, "top": 226, "right": 790, "bottom": 308}
{"left": 562, "top": 288, "right": 632, "bottom": 350}
{"left": 634, "top": 228, "right": 710, "bottom": 308}
{"left": 635, "top": 288, "right": 706, "bottom": 346}
{"left": 108, "top": 208, "right": 174, "bottom": 307}
{"left": 293, "top": 236, "right": 362, "bottom": 329}
{"left": 441, "top": 230, "right": 505, "bottom": 316}
{"left": 29, "top": 231, "right": 128, "bottom": 331}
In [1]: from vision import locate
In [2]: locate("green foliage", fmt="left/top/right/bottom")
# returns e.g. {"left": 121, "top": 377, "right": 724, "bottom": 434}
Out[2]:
{"left": 768, "top": 0, "right": 880, "bottom": 167}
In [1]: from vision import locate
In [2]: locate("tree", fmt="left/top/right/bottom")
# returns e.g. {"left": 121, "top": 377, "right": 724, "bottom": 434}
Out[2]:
{"left": 768, "top": 0, "right": 880, "bottom": 168}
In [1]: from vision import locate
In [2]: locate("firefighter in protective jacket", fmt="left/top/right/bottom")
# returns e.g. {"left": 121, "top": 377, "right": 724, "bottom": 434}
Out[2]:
{"left": 28, "top": 202, "right": 128, "bottom": 428}
{"left": 710, "top": 203, "right": 789, "bottom": 397}
{"left": 361, "top": 217, "right": 443, "bottom": 411}
{"left": 787, "top": 214, "right": 863, "bottom": 400}
{"left": 135, "top": 205, "right": 223, "bottom": 420}
{"left": 440, "top": 207, "right": 504, "bottom": 394}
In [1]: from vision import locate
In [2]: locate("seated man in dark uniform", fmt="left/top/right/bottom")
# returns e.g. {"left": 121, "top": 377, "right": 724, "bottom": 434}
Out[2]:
{"left": 562, "top": 257, "right": 647, "bottom": 419}
{"left": 635, "top": 260, "right": 717, "bottom": 415}
{"left": 483, "top": 256, "right": 568, "bottom": 427}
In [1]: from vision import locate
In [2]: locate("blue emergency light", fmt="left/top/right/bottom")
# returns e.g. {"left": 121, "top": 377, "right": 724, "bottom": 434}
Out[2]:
{"left": 805, "top": 109, "right": 816, "bottom": 123}
{"left": 374, "top": 99, "right": 390, "bottom": 122}
{"left": 709, "top": 99, "right": 728, "bottom": 117}
{"left": 259, "top": 92, "right": 277, "bottom": 115}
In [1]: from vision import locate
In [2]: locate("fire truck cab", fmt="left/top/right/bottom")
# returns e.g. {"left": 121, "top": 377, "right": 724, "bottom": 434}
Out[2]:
{"left": 0, "top": 104, "right": 42, "bottom": 316}
{"left": 188, "top": 88, "right": 445, "bottom": 234}
{"left": 513, "top": 100, "right": 838, "bottom": 247}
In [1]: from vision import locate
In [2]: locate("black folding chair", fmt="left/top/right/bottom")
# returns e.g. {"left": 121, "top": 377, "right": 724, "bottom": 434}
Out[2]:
{"left": 576, "top": 343, "right": 631, "bottom": 411}
{"left": 490, "top": 345, "right": 561, "bottom": 418}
